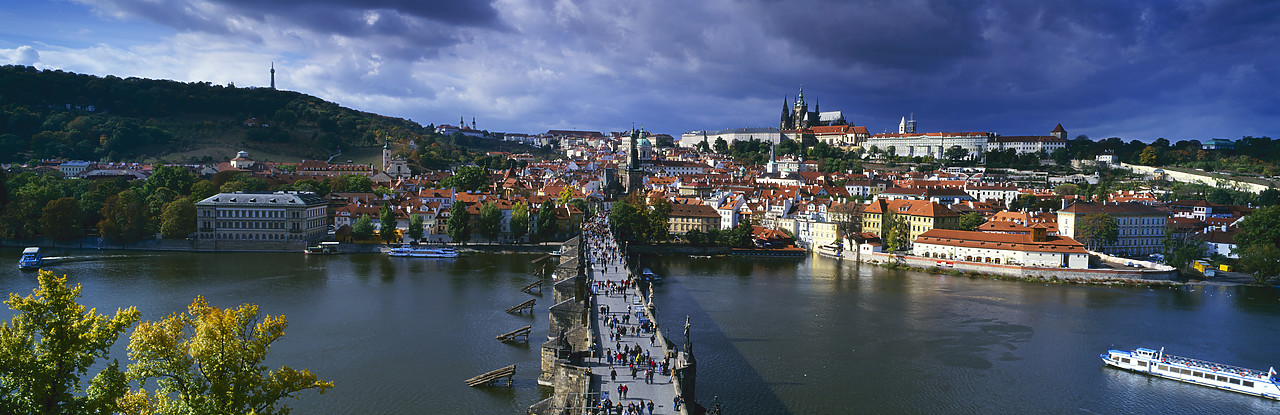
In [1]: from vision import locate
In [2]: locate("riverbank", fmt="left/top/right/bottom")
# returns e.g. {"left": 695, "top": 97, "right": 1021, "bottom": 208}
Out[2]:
{"left": 0, "top": 236, "right": 561, "bottom": 254}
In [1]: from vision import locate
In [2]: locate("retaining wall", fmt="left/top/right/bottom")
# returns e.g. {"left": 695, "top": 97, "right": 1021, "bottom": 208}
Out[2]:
{"left": 864, "top": 252, "right": 1177, "bottom": 281}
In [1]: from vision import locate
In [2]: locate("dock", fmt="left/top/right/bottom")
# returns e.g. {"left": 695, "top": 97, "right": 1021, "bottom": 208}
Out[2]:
{"left": 465, "top": 364, "right": 516, "bottom": 387}
{"left": 496, "top": 326, "right": 532, "bottom": 343}
{"left": 505, "top": 298, "right": 536, "bottom": 314}
{"left": 520, "top": 279, "right": 543, "bottom": 294}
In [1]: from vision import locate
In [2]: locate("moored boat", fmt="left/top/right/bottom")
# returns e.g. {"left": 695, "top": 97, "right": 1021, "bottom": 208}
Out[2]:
{"left": 389, "top": 246, "right": 460, "bottom": 258}
{"left": 815, "top": 243, "right": 844, "bottom": 259}
{"left": 640, "top": 268, "right": 661, "bottom": 282}
{"left": 304, "top": 242, "right": 341, "bottom": 255}
{"left": 18, "top": 247, "right": 43, "bottom": 270}
{"left": 1102, "top": 347, "right": 1280, "bottom": 400}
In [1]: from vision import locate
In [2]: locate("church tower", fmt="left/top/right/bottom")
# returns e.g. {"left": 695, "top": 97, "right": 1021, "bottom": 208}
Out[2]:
{"left": 270, "top": 62, "right": 276, "bottom": 90}
{"left": 899, "top": 113, "right": 916, "bottom": 134}
{"left": 1051, "top": 123, "right": 1067, "bottom": 141}
{"left": 792, "top": 87, "right": 809, "bottom": 129}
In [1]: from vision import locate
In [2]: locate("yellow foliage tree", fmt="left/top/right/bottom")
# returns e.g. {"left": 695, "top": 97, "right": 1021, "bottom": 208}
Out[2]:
{"left": 0, "top": 270, "right": 139, "bottom": 415}
{"left": 120, "top": 296, "right": 332, "bottom": 415}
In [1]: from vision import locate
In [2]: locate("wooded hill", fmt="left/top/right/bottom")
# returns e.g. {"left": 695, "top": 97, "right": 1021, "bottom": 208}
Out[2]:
{"left": 0, "top": 65, "right": 543, "bottom": 167}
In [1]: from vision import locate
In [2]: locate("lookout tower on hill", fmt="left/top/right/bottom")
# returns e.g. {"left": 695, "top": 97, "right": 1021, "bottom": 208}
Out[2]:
{"left": 270, "top": 62, "right": 276, "bottom": 90}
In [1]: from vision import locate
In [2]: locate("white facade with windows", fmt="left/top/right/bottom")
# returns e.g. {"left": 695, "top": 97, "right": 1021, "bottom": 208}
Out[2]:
{"left": 196, "top": 191, "right": 329, "bottom": 249}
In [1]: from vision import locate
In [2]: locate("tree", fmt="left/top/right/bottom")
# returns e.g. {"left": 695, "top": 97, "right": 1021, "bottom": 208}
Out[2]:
{"left": 378, "top": 205, "right": 397, "bottom": 243}
{"left": 476, "top": 202, "right": 502, "bottom": 242}
{"left": 1259, "top": 188, "right": 1280, "bottom": 207}
{"left": 557, "top": 185, "right": 577, "bottom": 206}
{"left": 440, "top": 166, "right": 487, "bottom": 192}
{"left": 188, "top": 180, "right": 219, "bottom": 201}
{"left": 713, "top": 137, "right": 728, "bottom": 154}
{"left": 1054, "top": 183, "right": 1079, "bottom": 197}
{"left": 144, "top": 166, "right": 196, "bottom": 196}
{"left": 1139, "top": 146, "right": 1159, "bottom": 166}
{"left": 1077, "top": 213, "right": 1119, "bottom": 251}
{"left": 723, "top": 222, "right": 754, "bottom": 248}
{"left": 881, "top": 211, "right": 909, "bottom": 252}
{"left": 1235, "top": 206, "right": 1280, "bottom": 283}
{"left": 120, "top": 296, "right": 332, "bottom": 415}
{"left": 406, "top": 214, "right": 424, "bottom": 242}
{"left": 608, "top": 201, "right": 645, "bottom": 243}
{"left": 944, "top": 145, "right": 968, "bottom": 163}
{"left": 159, "top": 197, "right": 196, "bottom": 239}
{"left": 0, "top": 270, "right": 140, "bottom": 415}
{"left": 99, "top": 190, "right": 150, "bottom": 243}
{"left": 340, "top": 175, "right": 373, "bottom": 193}
{"left": 646, "top": 199, "right": 671, "bottom": 242}
{"left": 41, "top": 197, "right": 81, "bottom": 241}
{"left": 510, "top": 201, "right": 530, "bottom": 242}
{"left": 1162, "top": 231, "right": 1207, "bottom": 275}
{"left": 535, "top": 200, "right": 557, "bottom": 240}
{"left": 351, "top": 215, "right": 374, "bottom": 240}
{"left": 446, "top": 202, "right": 471, "bottom": 243}
{"left": 958, "top": 212, "right": 985, "bottom": 231}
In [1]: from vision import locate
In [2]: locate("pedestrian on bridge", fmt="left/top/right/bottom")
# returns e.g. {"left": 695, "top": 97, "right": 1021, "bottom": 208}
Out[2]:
{"left": 611, "top": 367, "right": 617, "bottom": 381}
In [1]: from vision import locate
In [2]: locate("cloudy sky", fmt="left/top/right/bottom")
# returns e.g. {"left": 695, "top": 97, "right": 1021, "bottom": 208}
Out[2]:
{"left": 2, "top": 0, "right": 1277, "bottom": 141}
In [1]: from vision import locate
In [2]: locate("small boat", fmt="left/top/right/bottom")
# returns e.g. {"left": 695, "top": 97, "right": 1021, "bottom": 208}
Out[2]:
{"left": 814, "top": 242, "right": 844, "bottom": 258}
{"left": 304, "top": 242, "right": 341, "bottom": 255}
{"left": 18, "top": 247, "right": 43, "bottom": 270}
{"left": 389, "top": 246, "right": 460, "bottom": 258}
{"left": 1102, "top": 347, "right": 1280, "bottom": 400}
{"left": 640, "top": 268, "right": 661, "bottom": 282}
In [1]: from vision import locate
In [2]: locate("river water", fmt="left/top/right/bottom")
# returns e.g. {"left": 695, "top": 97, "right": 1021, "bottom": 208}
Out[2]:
{"left": 3, "top": 248, "right": 1279, "bottom": 414}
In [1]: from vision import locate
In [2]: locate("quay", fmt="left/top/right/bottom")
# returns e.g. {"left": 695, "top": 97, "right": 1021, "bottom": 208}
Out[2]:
{"left": 529, "top": 214, "right": 697, "bottom": 414}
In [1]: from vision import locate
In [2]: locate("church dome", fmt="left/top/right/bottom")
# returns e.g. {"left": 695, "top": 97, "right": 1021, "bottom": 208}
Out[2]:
{"left": 637, "top": 138, "right": 652, "bottom": 147}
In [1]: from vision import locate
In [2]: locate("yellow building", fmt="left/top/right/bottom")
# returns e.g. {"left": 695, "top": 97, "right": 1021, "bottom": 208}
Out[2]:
{"left": 668, "top": 203, "right": 720, "bottom": 234}
{"left": 862, "top": 199, "right": 960, "bottom": 246}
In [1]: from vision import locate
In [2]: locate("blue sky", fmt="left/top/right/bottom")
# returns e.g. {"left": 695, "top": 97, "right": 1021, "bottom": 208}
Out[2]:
{"left": 2, "top": 0, "right": 1278, "bottom": 142}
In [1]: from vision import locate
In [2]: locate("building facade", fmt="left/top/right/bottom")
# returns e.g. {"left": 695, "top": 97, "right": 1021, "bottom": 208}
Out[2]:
{"left": 195, "top": 191, "right": 329, "bottom": 251}
{"left": 912, "top": 229, "right": 1089, "bottom": 269}
{"left": 1057, "top": 201, "right": 1168, "bottom": 256}
{"left": 862, "top": 199, "right": 960, "bottom": 247}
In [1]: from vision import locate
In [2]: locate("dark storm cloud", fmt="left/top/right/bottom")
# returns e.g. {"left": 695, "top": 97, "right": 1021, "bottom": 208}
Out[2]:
{"left": 58, "top": 0, "right": 1280, "bottom": 139}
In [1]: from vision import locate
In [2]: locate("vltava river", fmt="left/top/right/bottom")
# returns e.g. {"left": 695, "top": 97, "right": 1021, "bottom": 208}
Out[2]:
{"left": 3, "top": 249, "right": 1280, "bottom": 413}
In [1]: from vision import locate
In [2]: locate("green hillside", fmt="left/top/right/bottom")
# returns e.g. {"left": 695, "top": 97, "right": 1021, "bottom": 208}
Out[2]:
{"left": 0, "top": 65, "right": 548, "bottom": 167}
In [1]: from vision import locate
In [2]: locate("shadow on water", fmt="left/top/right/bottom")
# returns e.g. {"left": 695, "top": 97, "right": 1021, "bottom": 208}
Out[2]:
{"left": 653, "top": 274, "right": 792, "bottom": 414}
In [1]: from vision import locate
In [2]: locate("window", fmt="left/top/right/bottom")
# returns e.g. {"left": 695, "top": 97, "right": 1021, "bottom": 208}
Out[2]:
{"left": 1230, "top": 378, "right": 1241, "bottom": 385}
{"left": 1244, "top": 381, "right": 1254, "bottom": 387}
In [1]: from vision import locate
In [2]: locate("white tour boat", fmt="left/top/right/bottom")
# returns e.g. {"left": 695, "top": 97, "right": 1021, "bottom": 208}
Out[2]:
{"left": 1102, "top": 347, "right": 1280, "bottom": 400}
{"left": 388, "top": 246, "right": 459, "bottom": 258}
{"left": 18, "top": 247, "right": 43, "bottom": 270}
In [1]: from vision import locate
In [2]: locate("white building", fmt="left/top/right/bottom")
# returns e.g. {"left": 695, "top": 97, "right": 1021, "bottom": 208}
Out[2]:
{"left": 679, "top": 127, "right": 784, "bottom": 148}
{"left": 865, "top": 132, "right": 992, "bottom": 160}
{"left": 912, "top": 229, "right": 1090, "bottom": 269}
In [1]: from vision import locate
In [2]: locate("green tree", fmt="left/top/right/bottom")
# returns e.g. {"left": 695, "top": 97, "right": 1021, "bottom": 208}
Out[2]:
{"left": 713, "top": 137, "right": 728, "bottom": 154}
{"left": 536, "top": 200, "right": 557, "bottom": 240}
{"left": 881, "top": 211, "right": 909, "bottom": 252}
{"left": 1162, "top": 231, "right": 1207, "bottom": 275}
{"left": 958, "top": 212, "right": 985, "bottom": 231}
{"left": 646, "top": 199, "right": 671, "bottom": 242}
{"left": 120, "top": 296, "right": 332, "bottom": 415}
{"left": 341, "top": 175, "right": 373, "bottom": 193}
{"left": 447, "top": 202, "right": 471, "bottom": 243}
{"left": 188, "top": 180, "right": 219, "bottom": 201}
{"left": 944, "top": 145, "right": 968, "bottom": 163}
{"left": 510, "top": 201, "right": 530, "bottom": 242}
{"left": 557, "top": 185, "right": 577, "bottom": 206}
{"left": 440, "top": 166, "right": 487, "bottom": 192}
{"left": 144, "top": 166, "right": 196, "bottom": 196}
{"left": 99, "top": 190, "right": 150, "bottom": 243}
{"left": 351, "top": 215, "right": 374, "bottom": 241}
{"left": 608, "top": 201, "right": 645, "bottom": 243}
{"left": 723, "top": 222, "right": 754, "bottom": 248}
{"left": 477, "top": 202, "right": 502, "bottom": 242}
{"left": 0, "top": 270, "right": 140, "bottom": 415}
{"left": 406, "top": 214, "right": 424, "bottom": 242}
{"left": 41, "top": 197, "right": 81, "bottom": 241}
{"left": 378, "top": 205, "right": 397, "bottom": 243}
{"left": 1054, "top": 183, "right": 1079, "bottom": 197}
{"left": 1235, "top": 205, "right": 1280, "bottom": 283}
{"left": 1077, "top": 213, "right": 1119, "bottom": 251}
{"left": 158, "top": 197, "right": 196, "bottom": 239}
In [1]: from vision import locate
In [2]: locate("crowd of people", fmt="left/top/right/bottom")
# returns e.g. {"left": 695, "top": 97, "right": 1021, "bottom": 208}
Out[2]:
{"left": 582, "top": 210, "right": 681, "bottom": 415}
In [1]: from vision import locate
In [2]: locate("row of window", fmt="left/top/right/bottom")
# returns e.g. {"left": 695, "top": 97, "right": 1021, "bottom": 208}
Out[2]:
{"left": 201, "top": 233, "right": 304, "bottom": 241}
{"left": 209, "top": 209, "right": 288, "bottom": 218}
{"left": 1157, "top": 364, "right": 1253, "bottom": 387}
